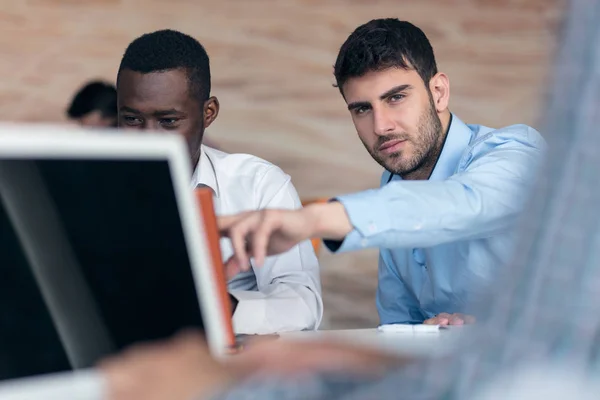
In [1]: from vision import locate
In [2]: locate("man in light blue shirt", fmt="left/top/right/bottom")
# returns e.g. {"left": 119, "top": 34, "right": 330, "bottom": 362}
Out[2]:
{"left": 338, "top": 118, "right": 544, "bottom": 325}
{"left": 219, "top": 18, "right": 546, "bottom": 326}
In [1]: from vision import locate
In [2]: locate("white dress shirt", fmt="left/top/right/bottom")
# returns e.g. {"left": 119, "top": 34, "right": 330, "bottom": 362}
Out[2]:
{"left": 191, "top": 145, "right": 323, "bottom": 334}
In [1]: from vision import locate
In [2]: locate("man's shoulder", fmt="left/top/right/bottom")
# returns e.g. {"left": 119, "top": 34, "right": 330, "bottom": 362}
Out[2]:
{"left": 377, "top": 123, "right": 545, "bottom": 184}
{"left": 203, "top": 146, "right": 293, "bottom": 209}
{"left": 467, "top": 123, "right": 546, "bottom": 151}
{"left": 203, "top": 146, "right": 288, "bottom": 180}
{"left": 458, "top": 122, "right": 547, "bottom": 174}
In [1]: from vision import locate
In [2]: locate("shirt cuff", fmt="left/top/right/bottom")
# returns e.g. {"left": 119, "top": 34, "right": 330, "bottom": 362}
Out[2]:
{"left": 229, "top": 289, "right": 268, "bottom": 335}
{"left": 323, "top": 231, "right": 362, "bottom": 253}
{"left": 324, "top": 190, "right": 389, "bottom": 253}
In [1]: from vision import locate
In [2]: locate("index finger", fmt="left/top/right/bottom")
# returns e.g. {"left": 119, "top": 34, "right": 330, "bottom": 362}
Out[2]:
{"left": 217, "top": 213, "right": 248, "bottom": 236}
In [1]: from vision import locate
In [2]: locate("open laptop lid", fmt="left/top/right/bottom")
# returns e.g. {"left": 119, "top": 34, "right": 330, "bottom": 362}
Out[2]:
{"left": 0, "top": 124, "right": 233, "bottom": 384}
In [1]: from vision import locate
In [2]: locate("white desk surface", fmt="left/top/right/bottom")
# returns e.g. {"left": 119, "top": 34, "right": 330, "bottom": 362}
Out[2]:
{"left": 0, "top": 370, "right": 104, "bottom": 400}
{"left": 0, "top": 327, "right": 466, "bottom": 399}
{"left": 281, "top": 327, "right": 465, "bottom": 358}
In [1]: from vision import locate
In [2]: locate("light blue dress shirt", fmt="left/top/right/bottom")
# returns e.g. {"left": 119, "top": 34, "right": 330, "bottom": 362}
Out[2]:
{"left": 325, "top": 115, "right": 546, "bottom": 324}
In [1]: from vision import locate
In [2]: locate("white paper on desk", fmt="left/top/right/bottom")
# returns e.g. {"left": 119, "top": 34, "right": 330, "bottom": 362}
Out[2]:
{"left": 378, "top": 324, "right": 441, "bottom": 333}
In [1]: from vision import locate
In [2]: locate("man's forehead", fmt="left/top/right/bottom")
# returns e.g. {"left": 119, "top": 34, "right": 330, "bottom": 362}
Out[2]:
{"left": 119, "top": 69, "right": 188, "bottom": 93}
{"left": 342, "top": 68, "right": 422, "bottom": 101}
{"left": 118, "top": 70, "right": 192, "bottom": 108}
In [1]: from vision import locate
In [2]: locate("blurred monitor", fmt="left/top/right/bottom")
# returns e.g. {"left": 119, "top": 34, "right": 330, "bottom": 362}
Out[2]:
{"left": 0, "top": 125, "right": 233, "bottom": 391}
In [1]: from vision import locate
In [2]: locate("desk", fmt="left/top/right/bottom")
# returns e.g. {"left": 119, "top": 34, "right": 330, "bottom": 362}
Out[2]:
{"left": 0, "top": 370, "right": 103, "bottom": 400}
{"left": 281, "top": 327, "right": 464, "bottom": 358}
{"left": 0, "top": 328, "right": 466, "bottom": 399}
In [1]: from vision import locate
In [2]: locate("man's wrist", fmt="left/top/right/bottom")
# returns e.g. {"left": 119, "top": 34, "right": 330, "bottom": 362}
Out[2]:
{"left": 302, "top": 201, "right": 352, "bottom": 240}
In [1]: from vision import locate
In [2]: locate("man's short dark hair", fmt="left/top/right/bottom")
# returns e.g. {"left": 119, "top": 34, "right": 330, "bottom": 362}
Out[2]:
{"left": 67, "top": 81, "right": 117, "bottom": 119}
{"left": 118, "top": 29, "right": 211, "bottom": 102}
{"left": 333, "top": 19, "right": 438, "bottom": 93}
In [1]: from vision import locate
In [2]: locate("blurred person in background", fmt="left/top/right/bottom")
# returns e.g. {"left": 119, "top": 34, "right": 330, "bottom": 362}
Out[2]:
{"left": 66, "top": 78, "right": 222, "bottom": 148}
{"left": 66, "top": 80, "right": 118, "bottom": 128}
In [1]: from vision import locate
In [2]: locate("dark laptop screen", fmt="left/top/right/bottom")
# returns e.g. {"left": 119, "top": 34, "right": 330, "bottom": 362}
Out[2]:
{"left": 0, "top": 200, "right": 71, "bottom": 380}
{"left": 0, "top": 158, "right": 205, "bottom": 380}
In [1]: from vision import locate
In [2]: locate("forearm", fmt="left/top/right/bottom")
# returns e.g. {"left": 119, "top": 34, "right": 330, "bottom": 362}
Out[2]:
{"left": 301, "top": 201, "right": 353, "bottom": 241}
{"left": 317, "top": 145, "right": 542, "bottom": 252}
{"left": 329, "top": 173, "right": 535, "bottom": 252}
{"left": 231, "top": 283, "right": 322, "bottom": 334}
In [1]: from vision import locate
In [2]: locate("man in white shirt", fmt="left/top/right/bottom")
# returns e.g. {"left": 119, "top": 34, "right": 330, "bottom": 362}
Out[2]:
{"left": 115, "top": 29, "right": 322, "bottom": 334}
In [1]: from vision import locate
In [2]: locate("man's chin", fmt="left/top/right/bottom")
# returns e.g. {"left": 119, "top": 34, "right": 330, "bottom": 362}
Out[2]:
{"left": 370, "top": 150, "right": 411, "bottom": 174}
{"left": 379, "top": 156, "right": 406, "bottom": 173}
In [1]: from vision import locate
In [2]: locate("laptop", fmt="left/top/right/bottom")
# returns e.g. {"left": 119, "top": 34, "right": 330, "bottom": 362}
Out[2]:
{"left": 0, "top": 124, "right": 235, "bottom": 398}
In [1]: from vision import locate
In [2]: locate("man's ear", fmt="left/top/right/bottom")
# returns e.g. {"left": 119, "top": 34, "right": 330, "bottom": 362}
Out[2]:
{"left": 428, "top": 73, "right": 450, "bottom": 113}
{"left": 203, "top": 96, "right": 220, "bottom": 128}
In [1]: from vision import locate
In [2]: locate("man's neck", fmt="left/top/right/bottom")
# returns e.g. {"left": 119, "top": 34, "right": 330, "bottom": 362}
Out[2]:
{"left": 401, "top": 111, "right": 452, "bottom": 181}
{"left": 191, "top": 146, "right": 202, "bottom": 169}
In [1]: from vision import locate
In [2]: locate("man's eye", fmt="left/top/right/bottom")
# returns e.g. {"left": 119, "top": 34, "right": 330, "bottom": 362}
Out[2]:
{"left": 123, "top": 116, "right": 141, "bottom": 124}
{"left": 389, "top": 94, "right": 405, "bottom": 102}
{"left": 355, "top": 107, "right": 369, "bottom": 115}
{"left": 160, "top": 118, "right": 178, "bottom": 126}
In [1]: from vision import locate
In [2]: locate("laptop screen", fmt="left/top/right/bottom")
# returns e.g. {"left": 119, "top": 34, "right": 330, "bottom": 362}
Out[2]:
{"left": 0, "top": 199, "right": 71, "bottom": 381}
{"left": 0, "top": 158, "right": 205, "bottom": 380}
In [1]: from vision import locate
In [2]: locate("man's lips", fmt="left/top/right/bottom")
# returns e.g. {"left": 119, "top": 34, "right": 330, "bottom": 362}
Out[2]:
{"left": 378, "top": 139, "right": 406, "bottom": 153}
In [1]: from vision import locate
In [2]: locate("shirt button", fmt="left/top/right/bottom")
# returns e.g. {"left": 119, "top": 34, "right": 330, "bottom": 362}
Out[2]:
{"left": 361, "top": 239, "right": 368, "bottom": 247}
{"left": 368, "top": 223, "right": 376, "bottom": 233}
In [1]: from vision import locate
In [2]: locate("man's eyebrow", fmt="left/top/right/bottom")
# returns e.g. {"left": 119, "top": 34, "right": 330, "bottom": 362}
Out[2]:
{"left": 347, "top": 101, "right": 371, "bottom": 111}
{"left": 119, "top": 106, "right": 140, "bottom": 113}
{"left": 152, "top": 109, "right": 184, "bottom": 117}
{"left": 379, "top": 84, "right": 413, "bottom": 100}
{"left": 347, "top": 84, "right": 413, "bottom": 110}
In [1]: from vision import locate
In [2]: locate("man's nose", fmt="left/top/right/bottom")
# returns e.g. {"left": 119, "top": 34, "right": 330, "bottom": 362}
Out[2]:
{"left": 373, "top": 108, "right": 395, "bottom": 136}
{"left": 147, "top": 120, "right": 162, "bottom": 131}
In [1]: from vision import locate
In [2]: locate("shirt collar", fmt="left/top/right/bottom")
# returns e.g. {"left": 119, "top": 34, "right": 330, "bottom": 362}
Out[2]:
{"left": 191, "top": 145, "right": 220, "bottom": 197}
{"left": 428, "top": 114, "right": 473, "bottom": 181}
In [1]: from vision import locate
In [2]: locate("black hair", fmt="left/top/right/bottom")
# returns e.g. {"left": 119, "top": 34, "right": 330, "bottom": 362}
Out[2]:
{"left": 333, "top": 19, "right": 438, "bottom": 93}
{"left": 118, "top": 29, "right": 211, "bottom": 102}
{"left": 67, "top": 81, "right": 117, "bottom": 119}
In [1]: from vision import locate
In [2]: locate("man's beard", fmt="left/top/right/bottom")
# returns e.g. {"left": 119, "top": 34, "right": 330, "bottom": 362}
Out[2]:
{"left": 365, "top": 100, "right": 443, "bottom": 177}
